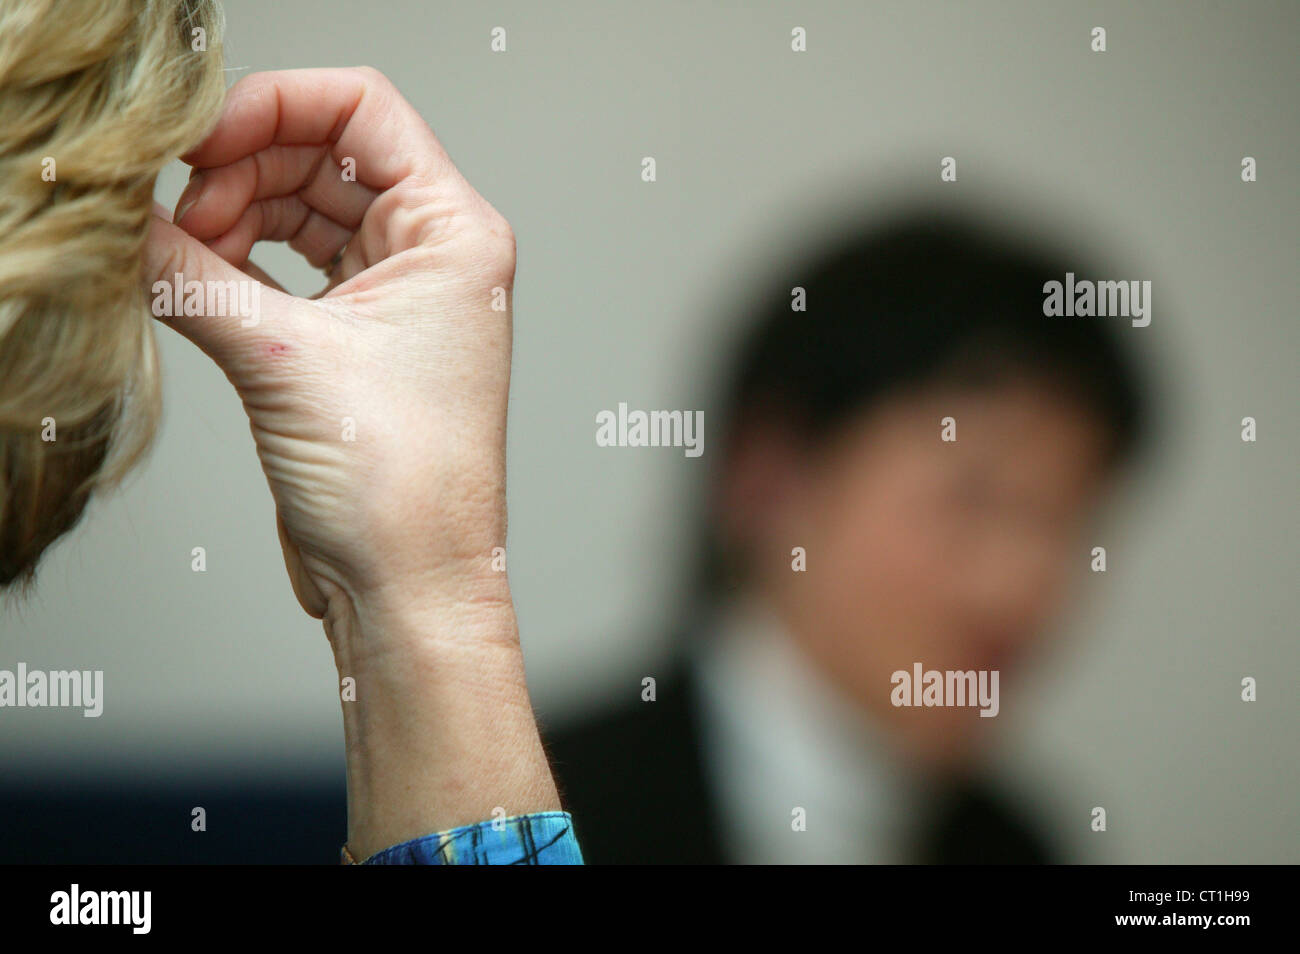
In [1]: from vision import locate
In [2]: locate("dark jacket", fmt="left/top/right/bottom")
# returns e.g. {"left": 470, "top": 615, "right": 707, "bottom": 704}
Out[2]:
{"left": 544, "top": 652, "right": 1057, "bottom": 864}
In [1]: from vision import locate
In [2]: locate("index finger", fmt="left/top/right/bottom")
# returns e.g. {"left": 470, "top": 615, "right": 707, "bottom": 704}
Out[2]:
{"left": 183, "top": 67, "right": 457, "bottom": 192}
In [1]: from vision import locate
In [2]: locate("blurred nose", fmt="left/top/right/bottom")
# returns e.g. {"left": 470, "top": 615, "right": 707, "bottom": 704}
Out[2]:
{"left": 957, "top": 522, "right": 1073, "bottom": 654}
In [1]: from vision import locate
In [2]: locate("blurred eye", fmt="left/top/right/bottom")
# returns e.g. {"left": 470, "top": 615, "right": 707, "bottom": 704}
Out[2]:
{"left": 953, "top": 470, "right": 1063, "bottom": 534}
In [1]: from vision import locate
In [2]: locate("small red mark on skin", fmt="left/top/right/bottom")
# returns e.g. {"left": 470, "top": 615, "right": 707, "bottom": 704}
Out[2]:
{"left": 265, "top": 343, "right": 289, "bottom": 357}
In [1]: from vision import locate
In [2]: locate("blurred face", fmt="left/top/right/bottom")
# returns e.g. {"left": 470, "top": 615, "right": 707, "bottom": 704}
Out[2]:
{"left": 723, "top": 377, "right": 1114, "bottom": 766}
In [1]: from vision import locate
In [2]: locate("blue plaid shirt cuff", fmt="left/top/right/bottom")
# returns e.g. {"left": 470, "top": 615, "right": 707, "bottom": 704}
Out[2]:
{"left": 350, "top": 811, "right": 584, "bottom": 865}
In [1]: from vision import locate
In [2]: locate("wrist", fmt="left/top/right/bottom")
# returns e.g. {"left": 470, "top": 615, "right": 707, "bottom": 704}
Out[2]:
{"left": 327, "top": 564, "right": 517, "bottom": 663}
{"left": 323, "top": 581, "right": 559, "bottom": 861}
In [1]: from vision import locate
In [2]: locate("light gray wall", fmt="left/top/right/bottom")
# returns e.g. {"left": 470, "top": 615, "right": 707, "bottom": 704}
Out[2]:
{"left": 2, "top": 1, "right": 1295, "bottom": 862}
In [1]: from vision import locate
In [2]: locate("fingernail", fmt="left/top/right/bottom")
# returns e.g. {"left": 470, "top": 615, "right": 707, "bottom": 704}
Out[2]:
{"left": 174, "top": 172, "right": 205, "bottom": 223}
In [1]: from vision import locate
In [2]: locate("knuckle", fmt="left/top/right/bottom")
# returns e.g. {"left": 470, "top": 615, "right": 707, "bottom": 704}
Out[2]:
{"left": 350, "top": 65, "right": 393, "bottom": 89}
{"left": 478, "top": 218, "right": 517, "bottom": 278}
{"left": 489, "top": 215, "right": 516, "bottom": 261}
{"left": 232, "top": 69, "right": 274, "bottom": 93}
{"left": 441, "top": 215, "right": 515, "bottom": 288}
{"left": 152, "top": 234, "right": 193, "bottom": 287}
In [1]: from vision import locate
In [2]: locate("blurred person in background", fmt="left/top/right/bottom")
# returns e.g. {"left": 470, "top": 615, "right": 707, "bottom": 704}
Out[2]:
{"left": 545, "top": 210, "right": 1153, "bottom": 864}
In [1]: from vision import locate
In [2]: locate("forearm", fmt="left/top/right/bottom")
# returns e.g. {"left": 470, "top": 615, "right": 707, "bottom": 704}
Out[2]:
{"left": 324, "top": 583, "right": 560, "bottom": 862}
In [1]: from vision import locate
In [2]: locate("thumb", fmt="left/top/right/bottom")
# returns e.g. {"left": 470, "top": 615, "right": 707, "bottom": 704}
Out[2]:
{"left": 142, "top": 214, "right": 295, "bottom": 380}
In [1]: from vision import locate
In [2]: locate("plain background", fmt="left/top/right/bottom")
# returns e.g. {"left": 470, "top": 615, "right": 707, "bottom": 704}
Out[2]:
{"left": 2, "top": 1, "right": 1296, "bottom": 863}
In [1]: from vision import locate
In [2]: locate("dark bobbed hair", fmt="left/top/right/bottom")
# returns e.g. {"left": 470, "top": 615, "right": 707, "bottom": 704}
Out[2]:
{"left": 694, "top": 208, "right": 1153, "bottom": 601}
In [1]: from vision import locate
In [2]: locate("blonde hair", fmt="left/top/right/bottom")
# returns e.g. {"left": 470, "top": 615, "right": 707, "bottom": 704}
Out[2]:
{"left": 0, "top": 0, "right": 225, "bottom": 587}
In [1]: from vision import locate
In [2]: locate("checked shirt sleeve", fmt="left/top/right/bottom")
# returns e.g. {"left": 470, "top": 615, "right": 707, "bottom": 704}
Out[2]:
{"left": 348, "top": 811, "right": 584, "bottom": 865}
